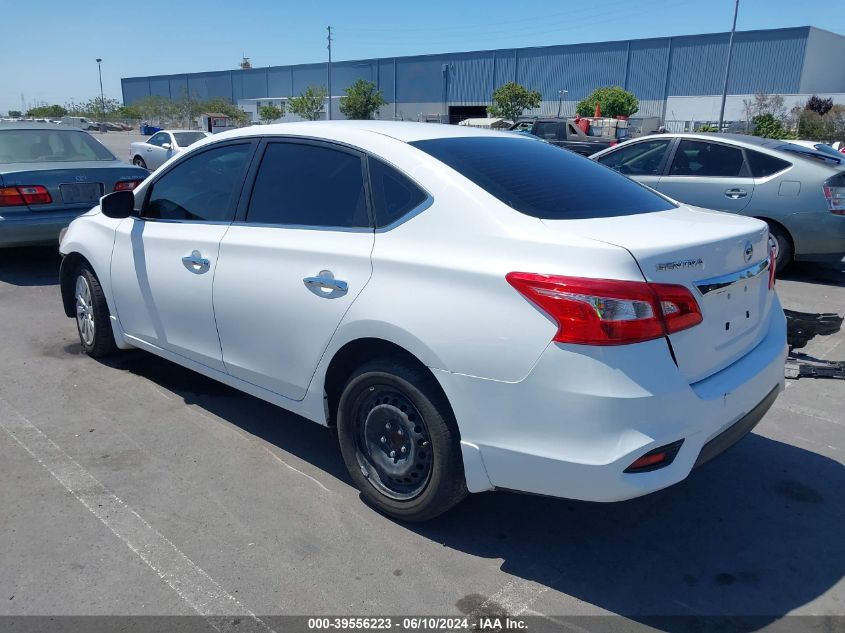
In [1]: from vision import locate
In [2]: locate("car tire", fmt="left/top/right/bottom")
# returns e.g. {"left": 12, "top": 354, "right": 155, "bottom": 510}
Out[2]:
{"left": 766, "top": 222, "right": 793, "bottom": 273}
{"left": 73, "top": 264, "right": 118, "bottom": 358}
{"left": 336, "top": 358, "right": 467, "bottom": 522}
{"left": 133, "top": 156, "right": 147, "bottom": 169}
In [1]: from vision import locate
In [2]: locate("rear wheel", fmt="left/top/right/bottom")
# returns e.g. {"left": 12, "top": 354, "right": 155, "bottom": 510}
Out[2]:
{"left": 336, "top": 358, "right": 467, "bottom": 522}
{"left": 74, "top": 264, "right": 118, "bottom": 358}
{"left": 766, "top": 222, "right": 793, "bottom": 273}
{"left": 133, "top": 156, "right": 147, "bottom": 169}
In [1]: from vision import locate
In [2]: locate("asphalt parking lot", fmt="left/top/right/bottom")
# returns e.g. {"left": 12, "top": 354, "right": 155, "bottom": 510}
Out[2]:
{"left": 89, "top": 130, "right": 148, "bottom": 165}
{"left": 0, "top": 246, "right": 842, "bottom": 629}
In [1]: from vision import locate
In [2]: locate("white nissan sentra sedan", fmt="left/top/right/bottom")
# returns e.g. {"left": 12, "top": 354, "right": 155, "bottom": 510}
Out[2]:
{"left": 59, "top": 121, "right": 787, "bottom": 521}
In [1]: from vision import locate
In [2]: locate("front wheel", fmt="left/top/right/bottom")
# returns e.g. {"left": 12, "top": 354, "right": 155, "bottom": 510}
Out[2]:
{"left": 74, "top": 265, "right": 118, "bottom": 358}
{"left": 133, "top": 156, "right": 147, "bottom": 169}
{"left": 336, "top": 359, "right": 467, "bottom": 522}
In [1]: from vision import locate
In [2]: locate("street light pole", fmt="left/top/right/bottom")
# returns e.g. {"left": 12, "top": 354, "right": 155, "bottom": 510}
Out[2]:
{"left": 717, "top": 0, "right": 740, "bottom": 132}
{"left": 557, "top": 89, "right": 568, "bottom": 118}
{"left": 326, "top": 26, "right": 333, "bottom": 120}
{"left": 96, "top": 58, "right": 105, "bottom": 131}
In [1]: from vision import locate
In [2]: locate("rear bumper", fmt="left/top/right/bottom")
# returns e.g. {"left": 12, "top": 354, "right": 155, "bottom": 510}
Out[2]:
{"left": 437, "top": 297, "right": 787, "bottom": 501}
{"left": 0, "top": 211, "right": 86, "bottom": 247}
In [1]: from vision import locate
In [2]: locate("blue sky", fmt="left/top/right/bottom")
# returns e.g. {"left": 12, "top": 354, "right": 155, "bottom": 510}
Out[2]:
{"left": 3, "top": 0, "right": 843, "bottom": 114}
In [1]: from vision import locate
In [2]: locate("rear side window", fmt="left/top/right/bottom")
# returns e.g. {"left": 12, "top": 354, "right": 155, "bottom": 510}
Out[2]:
{"left": 668, "top": 140, "right": 744, "bottom": 177}
{"left": 143, "top": 143, "right": 251, "bottom": 221}
{"left": 746, "top": 150, "right": 791, "bottom": 178}
{"left": 410, "top": 137, "right": 675, "bottom": 220}
{"left": 369, "top": 158, "right": 427, "bottom": 227}
{"left": 597, "top": 139, "right": 672, "bottom": 176}
{"left": 246, "top": 142, "right": 369, "bottom": 228}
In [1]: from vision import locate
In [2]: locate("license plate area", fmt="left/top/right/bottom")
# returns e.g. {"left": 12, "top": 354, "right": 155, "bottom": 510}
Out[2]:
{"left": 708, "top": 276, "right": 766, "bottom": 345}
{"left": 60, "top": 182, "right": 103, "bottom": 204}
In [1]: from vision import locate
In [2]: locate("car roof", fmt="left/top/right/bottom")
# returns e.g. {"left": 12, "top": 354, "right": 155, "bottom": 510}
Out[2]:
{"left": 215, "top": 120, "right": 519, "bottom": 144}
{"left": 0, "top": 122, "right": 84, "bottom": 131}
{"left": 630, "top": 131, "right": 807, "bottom": 150}
{"left": 159, "top": 129, "right": 208, "bottom": 134}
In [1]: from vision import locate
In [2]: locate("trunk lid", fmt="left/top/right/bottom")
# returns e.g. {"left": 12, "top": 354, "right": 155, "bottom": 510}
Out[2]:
{"left": 0, "top": 161, "right": 146, "bottom": 217}
{"left": 542, "top": 205, "right": 774, "bottom": 383}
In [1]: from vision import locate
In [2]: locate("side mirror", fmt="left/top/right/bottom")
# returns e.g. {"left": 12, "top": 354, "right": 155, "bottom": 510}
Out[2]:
{"left": 100, "top": 190, "right": 136, "bottom": 219}
{"left": 162, "top": 142, "right": 172, "bottom": 150}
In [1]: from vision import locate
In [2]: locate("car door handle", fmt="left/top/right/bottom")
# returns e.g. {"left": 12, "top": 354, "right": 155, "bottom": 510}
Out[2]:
{"left": 182, "top": 251, "right": 210, "bottom": 270}
{"left": 725, "top": 188, "right": 748, "bottom": 199}
{"left": 303, "top": 272, "right": 348, "bottom": 293}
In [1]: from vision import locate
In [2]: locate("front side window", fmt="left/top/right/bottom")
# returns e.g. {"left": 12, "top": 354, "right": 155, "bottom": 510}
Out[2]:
{"left": 410, "top": 137, "right": 675, "bottom": 220}
{"left": 246, "top": 142, "right": 369, "bottom": 228}
{"left": 143, "top": 143, "right": 251, "bottom": 221}
{"left": 369, "top": 158, "right": 427, "bottom": 227}
{"left": 598, "top": 139, "right": 672, "bottom": 176}
{"left": 533, "top": 122, "right": 560, "bottom": 141}
{"left": 147, "top": 132, "right": 169, "bottom": 147}
{"left": 668, "top": 140, "right": 745, "bottom": 177}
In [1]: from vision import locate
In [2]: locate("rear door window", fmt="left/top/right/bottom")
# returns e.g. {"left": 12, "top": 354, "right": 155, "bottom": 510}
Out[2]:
{"left": 597, "top": 139, "right": 672, "bottom": 176}
{"left": 410, "top": 136, "right": 675, "bottom": 220}
{"left": 668, "top": 140, "right": 745, "bottom": 177}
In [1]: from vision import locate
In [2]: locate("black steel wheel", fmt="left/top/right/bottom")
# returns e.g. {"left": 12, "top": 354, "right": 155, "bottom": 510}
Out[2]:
{"left": 337, "top": 358, "right": 467, "bottom": 521}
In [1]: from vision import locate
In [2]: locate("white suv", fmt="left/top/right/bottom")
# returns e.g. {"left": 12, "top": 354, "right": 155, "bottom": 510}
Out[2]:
{"left": 59, "top": 121, "right": 787, "bottom": 521}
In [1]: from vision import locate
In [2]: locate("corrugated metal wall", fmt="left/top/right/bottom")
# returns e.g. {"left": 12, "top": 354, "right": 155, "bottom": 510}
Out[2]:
{"left": 122, "top": 26, "right": 829, "bottom": 111}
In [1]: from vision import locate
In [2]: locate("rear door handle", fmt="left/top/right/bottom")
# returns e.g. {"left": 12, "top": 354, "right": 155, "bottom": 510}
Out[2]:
{"left": 725, "top": 188, "right": 748, "bottom": 199}
{"left": 303, "top": 271, "right": 348, "bottom": 293}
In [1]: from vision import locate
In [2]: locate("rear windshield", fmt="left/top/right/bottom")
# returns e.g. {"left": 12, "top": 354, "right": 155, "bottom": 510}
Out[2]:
{"left": 0, "top": 129, "right": 115, "bottom": 163}
{"left": 173, "top": 132, "right": 208, "bottom": 147}
{"left": 410, "top": 137, "right": 675, "bottom": 219}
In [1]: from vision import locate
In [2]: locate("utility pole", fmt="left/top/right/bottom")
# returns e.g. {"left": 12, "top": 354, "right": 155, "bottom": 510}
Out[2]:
{"left": 717, "top": 0, "right": 739, "bottom": 132}
{"left": 326, "top": 26, "right": 333, "bottom": 120}
{"left": 96, "top": 58, "right": 105, "bottom": 130}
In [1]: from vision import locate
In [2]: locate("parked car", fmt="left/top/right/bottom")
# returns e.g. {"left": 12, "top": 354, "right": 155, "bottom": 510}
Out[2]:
{"left": 510, "top": 117, "right": 621, "bottom": 155}
{"left": 591, "top": 133, "right": 845, "bottom": 271}
{"left": 0, "top": 123, "right": 147, "bottom": 248}
{"left": 59, "top": 121, "right": 787, "bottom": 521}
{"left": 129, "top": 130, "right": 211, "bottom": 170}
{"left": 60, "top": 116, "right": 98, "bottom": 130}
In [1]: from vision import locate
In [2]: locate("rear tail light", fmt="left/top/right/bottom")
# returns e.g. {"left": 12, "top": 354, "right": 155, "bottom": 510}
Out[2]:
{"left": 113, "top": 180, "right": 142, "bottom": 192}
{"left": 506, "top": 273, "right": 703, "bottom": 345}
{"left": 609, "top": 140, "right": 618, "bottom": 147}
{"left": 823, "top": 174, "right": 845, "bottom": 215}
{"left": 0, "top": 185, "right": 52, "bottom": 206}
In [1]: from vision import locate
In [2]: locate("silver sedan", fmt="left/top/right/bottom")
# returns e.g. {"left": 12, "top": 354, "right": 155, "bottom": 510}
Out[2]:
{"left": 591, "top": 133, "right": 845, "bottom": 271}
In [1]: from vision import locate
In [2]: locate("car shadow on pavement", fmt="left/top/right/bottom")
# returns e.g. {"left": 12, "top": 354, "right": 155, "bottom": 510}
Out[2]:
{"left": 103, "top": 347, "right": 844, "bottom": 630}
{"left": 406, "top": 432, "right": 844, "bottom": 629}
{"left": 98, "top": 349, "right": 351, "bottom": 484}
{"left": 780, "top": 260, "right": 844, "bottom": 288}
{"left": 0, "top": 245, "right": 61, "bottom": 286}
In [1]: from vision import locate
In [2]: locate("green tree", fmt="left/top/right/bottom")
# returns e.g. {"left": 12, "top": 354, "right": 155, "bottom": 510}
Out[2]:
{"left": 576, "top": 86, "right": 638, "bottom": 118}
{"left": 117, "top": 104, "right": 142, "bottom": 120}
{"left": 487, "top": 82, "right": 541, "bottom": 122}
{"left": 339, "top": 79, "right": 386, "bottom": 120}
{"left": 288, "top": 86, "right": 327, "bottom": 121}
{"left": 752, "top": 113, "right": 789, "bottom": 139}
{"left": 26, "top": 104, "right": 67, "bottom": 118}
{"left": 259, "top": 103, "right": 283, "bottom": 124}
{"left": 8, "top": 110, "right": 22, "bottom": 118}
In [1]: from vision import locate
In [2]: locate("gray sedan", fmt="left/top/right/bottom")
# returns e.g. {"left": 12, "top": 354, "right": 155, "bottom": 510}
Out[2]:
{"left": 0, "top": 124, "right": 147, "bottom": 248}
{"left": 591, "top": 133, "right": 845, "bottom": 271}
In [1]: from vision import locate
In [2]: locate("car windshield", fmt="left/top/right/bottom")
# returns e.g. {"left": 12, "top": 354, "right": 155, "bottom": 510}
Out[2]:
{"left": 410, "top": 136, "right": 676, "bottom": 219}
{"left": 0, "top": 129, "right": 116, "bottom": 163}
{"left": 173, "top": 132, "right": 208, "bottom": 147}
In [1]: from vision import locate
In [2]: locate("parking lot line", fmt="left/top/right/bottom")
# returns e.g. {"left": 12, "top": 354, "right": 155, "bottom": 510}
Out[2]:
{"left": 0, "top": 396, "right": 276, "bottom": 632}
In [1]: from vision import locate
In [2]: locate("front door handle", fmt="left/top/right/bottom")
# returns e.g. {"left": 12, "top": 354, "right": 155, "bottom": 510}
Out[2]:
{"left": 725, "top": 188, "right": 748, "bottom": 199}
{"left": 303, "top": 271, "right": 348, "bottom": 293}
{"left": 182, "top": 250, "right": 210, "bottom": 271}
